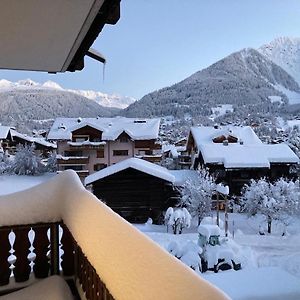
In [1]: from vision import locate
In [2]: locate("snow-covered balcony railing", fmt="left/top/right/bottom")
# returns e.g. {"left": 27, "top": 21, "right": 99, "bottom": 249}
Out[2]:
{"left": 68, "top": 141, "right": 106, "bottom": 150}
{"left": 0, "top": 171, "right": 228, "bottom": 300}
{"left": 56, "top": 155, "right": 90, "bottom": 165}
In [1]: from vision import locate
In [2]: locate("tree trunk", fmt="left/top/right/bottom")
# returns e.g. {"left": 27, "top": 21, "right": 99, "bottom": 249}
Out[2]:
{"left": 267, "top": 216, "right": 272, "bottom": 234}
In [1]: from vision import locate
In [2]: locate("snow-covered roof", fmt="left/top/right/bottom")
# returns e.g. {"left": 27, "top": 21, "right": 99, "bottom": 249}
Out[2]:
{"left": 47, "top": 117, "right": 161, "bottom": 141}
{"left": 162, "top": 144, "right": 186, "bottom": 158}
{"left": 191, "top": 126, "right": 262, "bottom": 147}
{"left": 85, "top": 158, "right": 175, "bottom": 185}
{"left": 169, "top": 170, "right": 198, "bottom": 186}
{"left": 191, "top": 126, "right": 299, "bottom": 168}
{"left": 10, "top": 129, "right": 56, "bottom": 149}
{"left": 198, "top": 224, "right": 221, "bottom": 238}
{"left": 0, "top": 126, "right": 10, "bottom": 139}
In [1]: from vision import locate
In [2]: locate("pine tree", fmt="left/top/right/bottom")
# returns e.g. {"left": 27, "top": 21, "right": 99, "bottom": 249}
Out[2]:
{"left": 12, "top": 144, "right": 45, "bottom": 175}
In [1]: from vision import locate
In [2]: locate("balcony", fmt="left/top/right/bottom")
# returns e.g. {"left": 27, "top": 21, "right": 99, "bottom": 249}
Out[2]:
{"left": 68, "top": 141, "right": 106, "bottom": 150}
{"left": 0, "top": 171, "right": 227, "bottom": 300}
{"left": 57, "top": 155, "right": 89, "bottom": 165}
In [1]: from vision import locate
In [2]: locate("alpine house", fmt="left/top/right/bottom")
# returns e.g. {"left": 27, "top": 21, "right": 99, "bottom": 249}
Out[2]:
{"left": 47, "top": 117, "right": 162, "bottom": 179}
{"left": 187, "top": 125, "right": 299, "bottom": 194}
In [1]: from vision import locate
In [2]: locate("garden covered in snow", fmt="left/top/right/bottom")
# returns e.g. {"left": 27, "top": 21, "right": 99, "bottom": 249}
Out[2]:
{"left": 136, "top": 212, "right": 300, "bottom": 300}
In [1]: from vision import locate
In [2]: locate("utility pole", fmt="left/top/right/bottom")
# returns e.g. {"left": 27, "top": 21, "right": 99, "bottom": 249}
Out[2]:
{"left": 216, "top": 191, "right": 220, "bottom": 226}
{"left": 225, "top": 194, "right": 228, "bottom": 237}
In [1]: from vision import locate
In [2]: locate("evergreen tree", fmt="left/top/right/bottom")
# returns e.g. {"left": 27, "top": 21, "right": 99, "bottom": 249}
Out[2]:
{"left": 12, "top": 144, "right": 44, "bottom": 175}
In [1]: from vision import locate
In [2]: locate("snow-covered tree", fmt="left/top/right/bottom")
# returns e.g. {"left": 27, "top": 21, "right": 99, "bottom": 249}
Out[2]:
{"left": 286, "top": 125, "right": 300, "bottom": 158}
{"left": 179, "top": 169, "right": 216, "bottom": 225}
{"left": 12, "top": 144, "right": 45, "bottom": 175}
{"left": 45, "top": 152, "right": 57, "bottom": 172}
{"left": 0, "top": 148, "right": 12, "bottom": 174}
{"left": 164, "top": 207, "right": 192, "bottom": 234}
{"left": 241, "top": 178, "right": 300, "bottom": 234}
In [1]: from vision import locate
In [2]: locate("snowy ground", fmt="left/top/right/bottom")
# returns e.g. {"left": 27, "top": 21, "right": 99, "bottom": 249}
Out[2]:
{"left": 135, "top": 213, "right": 300, "bottom": 300}
{"left": 0, "top": 173, "right": 56, "bottom": 195}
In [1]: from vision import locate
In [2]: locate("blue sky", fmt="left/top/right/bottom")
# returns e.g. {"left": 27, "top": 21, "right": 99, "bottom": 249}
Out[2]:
{"left": 0, "top": 0, "right": 300, "bottom": 99}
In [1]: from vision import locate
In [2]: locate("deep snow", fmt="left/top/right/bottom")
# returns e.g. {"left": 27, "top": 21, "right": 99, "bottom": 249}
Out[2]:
{"left": 136, "top": 212, "right": 300, "bottom": 300}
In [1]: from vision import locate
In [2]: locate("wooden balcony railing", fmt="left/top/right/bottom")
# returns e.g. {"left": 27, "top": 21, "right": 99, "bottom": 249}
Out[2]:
{"left": 57, "top": 156, "right": 89, "bottom": 165}
{"left": 0, "top": 222, "right": 113, "bottom": 299}
{"left": 0, "top": 170, "right": 228, "bottom": 300}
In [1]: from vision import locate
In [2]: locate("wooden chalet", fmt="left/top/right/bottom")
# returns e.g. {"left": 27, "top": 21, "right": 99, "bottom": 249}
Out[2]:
{"left": 187, "top": 126, "right": 299, "bottom": 194}
{"left": 85, "top": 158, "right": 177, "bottom": 223}
{"left": 48, "top": 117, "right": 162, "bottom": 179}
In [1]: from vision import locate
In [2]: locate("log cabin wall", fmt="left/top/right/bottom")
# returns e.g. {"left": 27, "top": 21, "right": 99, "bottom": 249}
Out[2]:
{"left": 91, "top": 168, "right": 177, "bottom": 224}
{"left": 203, "top": 163, "right": 293, "bottom": 195}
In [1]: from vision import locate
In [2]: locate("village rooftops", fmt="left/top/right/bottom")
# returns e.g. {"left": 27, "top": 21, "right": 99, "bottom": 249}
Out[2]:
{"left": 190, "top": 126, "right": 299, "bottom": 169}
{"left": 85, "top": 157, "right": 175, "bottom": 185}
{"left": 10, "top": 129, "right": 57, "bottom": 149}
{"left": 48, "top": 117, "right": 161, "bottom": 141}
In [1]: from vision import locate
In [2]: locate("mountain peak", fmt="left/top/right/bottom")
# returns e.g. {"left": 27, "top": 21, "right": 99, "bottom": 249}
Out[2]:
{"left": 17, "top": 79, "right": 39, "bottom": 87}
{"left": 258, "top": 36, "right": 300, "bottom": 85}
{"left": 42, "top": 80, "right": 63, "bottom": 90}
{"left": 0, "top": 78, "right": 136, "bottom": 109}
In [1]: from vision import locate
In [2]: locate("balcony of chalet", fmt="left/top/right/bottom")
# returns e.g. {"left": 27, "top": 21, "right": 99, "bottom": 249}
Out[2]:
{"left": 56, "top": 155, "right": 89, "bottom": 166}
{"left": 67, "top": 141, "right": 106, "bottom": 151}
{"left": 0, "top": 171, "right": 228, "bottom": 300}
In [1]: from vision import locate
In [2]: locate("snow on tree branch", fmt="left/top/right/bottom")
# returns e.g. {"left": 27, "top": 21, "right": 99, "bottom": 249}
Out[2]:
{"left": 178, "top": 168, "right": 216, "bottom": 225}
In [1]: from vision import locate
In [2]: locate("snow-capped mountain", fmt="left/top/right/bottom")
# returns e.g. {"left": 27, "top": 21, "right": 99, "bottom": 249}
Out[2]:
{"left": 68, "top": 89, "right": 135, "bottom": 109}
{"left": 0, "top": 79, "right": 135, "bottom": 109}
{"left": 0, "top": 79, "right": 123, "bottom": 133}
{"left": 259, "top": 37, "right": 300, "bottom": 86}
{"left": 124, "top": 47, "right": 300, "bottom": 118}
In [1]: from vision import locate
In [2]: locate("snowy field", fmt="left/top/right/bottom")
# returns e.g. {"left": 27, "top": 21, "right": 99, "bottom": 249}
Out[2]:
{"left": 1, "top": 174, "right": 299, "bottom": 299}
{"left": 0, "top": 173, "right": 55, "bottom": 195}
{"left": 135, "top": 213, "right": 300, "bottom": 300}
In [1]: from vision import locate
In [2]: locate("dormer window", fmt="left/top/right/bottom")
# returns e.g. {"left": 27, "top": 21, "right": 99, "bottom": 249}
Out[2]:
{"left": 117, "top": 132, "right": 130, "bottom": 143}
{"left": 73, "top": 135, "right": 89, "bottom": 142}
{"left": 120, "top": 136, "right": 128, "bottom": 143}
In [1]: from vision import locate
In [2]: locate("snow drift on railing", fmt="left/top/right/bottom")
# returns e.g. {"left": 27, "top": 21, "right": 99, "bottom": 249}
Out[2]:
{"left": 0, "top": 171, "right": 229, "bottom": 300}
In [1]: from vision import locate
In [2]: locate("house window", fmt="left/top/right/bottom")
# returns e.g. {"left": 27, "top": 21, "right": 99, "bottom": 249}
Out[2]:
{"left": 73, "top": 135, "right": 89, "bottom": 142}
{"left": 119, "top": 136, "right": 128, "bottom": 143}
{"left": 94, "top": 163, "right": 107, "bottom": 171}
{"left": 138, "top": 150, "right": 153, "bottom": 156}
{"left": 113, "top": 150, "right": 128, "bottom": 156}
{"left": 96, "top": 149, "right": 104, "bottom": 158}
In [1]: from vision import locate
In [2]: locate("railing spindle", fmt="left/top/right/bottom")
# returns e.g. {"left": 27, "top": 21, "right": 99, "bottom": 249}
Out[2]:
{"left": 61, "top": 223, "right": 75, "bottom": 276}
{"left": 50, "top": 223, "right": 60, "bottom": 275}
{"left": 13, "top": 227, "right": 31, "bottom": 282}
{"left": 33, "top": 225, "right": 50, "bottom": 278}
{"left": 0, "top": 228, "right": 11, "bottom": 286}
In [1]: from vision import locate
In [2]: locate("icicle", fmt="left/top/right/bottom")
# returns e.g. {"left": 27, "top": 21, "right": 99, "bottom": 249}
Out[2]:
{"left": 102, "top": 61, "right": 106, "bottom": 83}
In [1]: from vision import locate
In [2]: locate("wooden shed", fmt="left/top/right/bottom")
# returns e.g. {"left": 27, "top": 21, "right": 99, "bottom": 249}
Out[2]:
{"left": 85, "top": 158, "right": 177, "bottom": 223}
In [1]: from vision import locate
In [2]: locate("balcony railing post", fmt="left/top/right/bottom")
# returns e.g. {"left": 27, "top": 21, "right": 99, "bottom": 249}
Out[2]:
{"left": 0, "top": 228, "right": 11, "bottom": 286}
{"left": 50, "top": 223, "right": 60, "bottom": 275}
